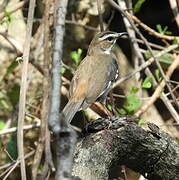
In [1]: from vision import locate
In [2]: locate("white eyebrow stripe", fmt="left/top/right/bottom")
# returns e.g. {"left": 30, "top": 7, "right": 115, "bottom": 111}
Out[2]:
{"left": 99, "top": 33, "right": 117, "bottom": 41}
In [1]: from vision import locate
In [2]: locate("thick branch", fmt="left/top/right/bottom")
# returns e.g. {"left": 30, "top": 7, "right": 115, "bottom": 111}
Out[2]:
{"left": 72, "top": 118, "right": 179, "bottom": 180}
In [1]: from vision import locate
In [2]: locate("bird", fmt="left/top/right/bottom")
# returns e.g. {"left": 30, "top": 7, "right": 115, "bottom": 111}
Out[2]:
{"left": 62, "top": 31, "right": 127, "bottom": 125}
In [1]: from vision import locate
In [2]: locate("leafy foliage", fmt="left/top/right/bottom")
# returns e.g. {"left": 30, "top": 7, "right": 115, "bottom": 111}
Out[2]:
{"left": 0, "top": 91, "right": 10, "bottom": 110}
{"left": 117, "top": 108, "right": 127, "bottom": 115}
{"left": 4, "top": 60, "right": 19, "bottom": 78}
{"left": 172, "top": 38, "right": 179, "bottom": 45}
{"left": 155, "top": 69, "right": 162, "bottom": 82}
{"left": 144, "top": 50, "right": 176, "bottom": 70}
{"left": 142, "top": 76, "right": 153, "bottom": 89}
{"left": 124, "top": 95, "right": 141, "bottom": 113}
{"left": 60, "top": 66, "right": 66, "bottom": 74}
{"left": 70, "top": 48, "right": 83, "bottom": 66}
{"left": 138, "top": 119, "right": 146, "bottom": 126}
{"left": 156, "top": 24, "right": 172, "bottom": 35}
{"left": 6, "top": 132, "right": 18, "bottom": 161}
{"left": 7, "top": 83, "right": 20, "bottom": 106}
{"left": 130, "top": 87, "right": 139, "bottom": 95}
{"left": 107, "top": 104, "right": 112, "bottom": 111}
{"left": 133, "top": 0, "right": 146, "bottom": 13}
{"left": 0, "top": 10, "right": 14, "bottom": 25}
{"left": 0, "top": 121, "right": 5, "bottom": 130}
{"left": 117, "top": 87, "right": 141, "bottom": 115}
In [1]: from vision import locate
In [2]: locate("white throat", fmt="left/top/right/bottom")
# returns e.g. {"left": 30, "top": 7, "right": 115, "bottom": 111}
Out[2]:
{"left": 103, "top": 49, "right": 111, "bottom": 54}
{"left": 103, "top": 39, "right": 116, "bottom": 54}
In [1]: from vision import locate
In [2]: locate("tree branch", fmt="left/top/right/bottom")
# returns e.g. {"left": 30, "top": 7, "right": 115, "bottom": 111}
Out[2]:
{"left": 130, "top": 14, "right": 179, "bottom": 41}
{"left": 135, "top": 55, "right": 179, "bottom": 120}
{"left": 107, "top": 0, "right": 179, "bottom": 123}
{"left": 17, "top": 0, "right": 36, "bottom": 179}
{"left": 112, "top": 44, "right": 179, "bottom": 88}
{"left": 72, "top": 118, "right": 179, "bottom": 180}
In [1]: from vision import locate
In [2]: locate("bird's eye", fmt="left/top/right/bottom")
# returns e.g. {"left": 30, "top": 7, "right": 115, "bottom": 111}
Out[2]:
{"left": 107, "top": 37, "right": 113, "bottom": 42}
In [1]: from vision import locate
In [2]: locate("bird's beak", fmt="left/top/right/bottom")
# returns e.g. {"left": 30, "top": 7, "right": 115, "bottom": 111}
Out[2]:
{"left": 117, "top": 32, "right": 128, "bottom": 38}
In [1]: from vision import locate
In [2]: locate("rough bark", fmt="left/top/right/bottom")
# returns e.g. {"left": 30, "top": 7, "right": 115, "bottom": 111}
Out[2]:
{"left": 72, "top": 118, "right": 179, "bottom": 180}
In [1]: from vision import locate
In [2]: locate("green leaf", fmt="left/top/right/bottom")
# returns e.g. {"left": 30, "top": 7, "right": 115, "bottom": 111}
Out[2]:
{"left": 0, "top": 10, "right": 13, "bottom": 25}
{"left": 7, "top": 84, "right": 20, "bottom": 106}
{"left": 156, "top": 24, "right": 172, "bottom": 35}
{"left": 165, "top": 31, "right": 172, "bottom": 35}
{"left": 124, "top": 96, "right": 141, "bottom": 112}
{"left": 70, "top": 48, "right": 83, "bottom": 65}
{"left": 107, "top": 104, "right": 112, "bottom": 111}
{"left": 0, "top": 92, "right": 10, "bottom": 110}
{"left": 176, "top": 139, "right": 179, "bottom": 144}
{"left": 133, "top": 0, "right": 146, "bottom": 13}
{"left": 0, "top": 91, "right": 5, "bottom": 98}
{"left": 172, "top": 38, "right": 179, "bottom": 45}
{"left": 4, "top": 60, "right": 18, "bottom": 77}
{"left": 156, "top": 24, "right": 163, "bottom": 33}
{"left": 130, "top": 87, "right": 139, "bottom": 95}
{"left": 0, "top": 121, "right": 5, "bottom": 130}
{"left": 60, "top": 67, "right": 66, "bottom": 74}
{"left": 77, "top": 48, "right": 82, "bottom": 56}
{"left": 163, "top": 26, "right": 168, "bottom": 33}
{"left": 117, "top": 108, "right": 127, "bottom": 115}
{"left": 0, "top": 99, "right": 9, "bottom": 109}
{"left": 155, "top": 69, "right": 162, "bottom": 82}
{"left": 142, "top": 77, "right": 153, "bottom": 89}
{"left": 138, "top": 119, "right": 146, "bottom": 126}
{"left": 6, "top": 132, "right": 18, "bottom": 161}
{"left": 144, "top": 50, "right": 177, "bottom": 70}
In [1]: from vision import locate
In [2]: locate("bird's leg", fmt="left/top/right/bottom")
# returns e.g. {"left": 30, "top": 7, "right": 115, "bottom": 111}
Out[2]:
{"left": 109, "top": 91, "right": 118, "bottom": 116}
{"left": 92, "top": 102, "right": 113, "bottom": 120}
{"left": 69, "top": 124, "right": 82, "bottom": 132}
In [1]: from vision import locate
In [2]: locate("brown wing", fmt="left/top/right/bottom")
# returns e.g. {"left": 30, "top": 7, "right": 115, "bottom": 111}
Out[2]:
{"left": 69, "top": 53, "right": 118, "bottom": 107}
{"left": 85, "top": 54, "right": 118, "bottom": 104}
{"left": 69, "top": 57, "right": 90, "bottom": 102}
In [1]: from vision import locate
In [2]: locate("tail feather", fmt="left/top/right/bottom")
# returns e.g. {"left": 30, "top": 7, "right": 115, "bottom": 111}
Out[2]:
{"left": 62, "top": 100, "right": 84, "bottom": 123}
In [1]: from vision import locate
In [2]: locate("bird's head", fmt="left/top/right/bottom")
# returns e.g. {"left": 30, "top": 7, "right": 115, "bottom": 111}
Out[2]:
{"left": 88, "top": 31, "right": 127, "bottom": 55}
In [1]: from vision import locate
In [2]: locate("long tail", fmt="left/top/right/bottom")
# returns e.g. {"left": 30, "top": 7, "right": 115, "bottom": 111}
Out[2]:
{"left": 62, "top": 100, "right": 84, "bottom": 123}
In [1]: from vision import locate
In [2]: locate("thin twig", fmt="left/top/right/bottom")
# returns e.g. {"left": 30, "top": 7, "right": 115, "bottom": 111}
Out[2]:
{"left": 136, "top": 38, "right": 165, "bottom": 50}
{"left": 165, "top": 84, "right": 179, "bottom": 97}
{"left": 122, "top": 36, "right": 166, "bottom": 50}
{"left": 0, "top": 0, "right": 28, "bottom": 21}
{"left": 0, "top": 31, "right": 23, "bottom": 53}
{"left": 108, "top": 0, "right": 179, "bottom": 110}
{"left": 107, "top": 0, "right": 179, "bottom": 124}
{"left": 3, "top": 161, "right": 19, "bottom": 180}
{"left": 0, "top": 151, "right": 35, "bottom": 176}
{"left": 65, "top": 20, "right": 98, "bottom": 31}
{"left": 106, "top": 9, "right": 115, "bottom": 30}
{"left": 32, "top": 0, "right": 52, "bottom": 178}
{"left": 161, "top": 93, "right": 179, "bottom": 123}
{"left": 168, "top": 0, "right": 179, "bottom": 28}
{"left": 17, "top": 0, "right": 36, "bottom": 179}
{"left": 0, "top": 122, "right": 40, "bottom": 135}
{"left": 0, "top": 164, "right": 14, "bottom": 178}
{"left": 113, "top": 44, "right": 179, "bottom": 88}
{"left": 131, "top": 14, "right": 179, "bottom": 41}
{"left": 113, "top": 93, "right": 152, "bottom": 100}
{"left": 97, "top": 0, "right": 104, "bottom": 32}
{"left": 135, "top": 55, "right": 179, "bottom": 123}
{"left": 118, "top": 0, "right": 142, "bottom": 84}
